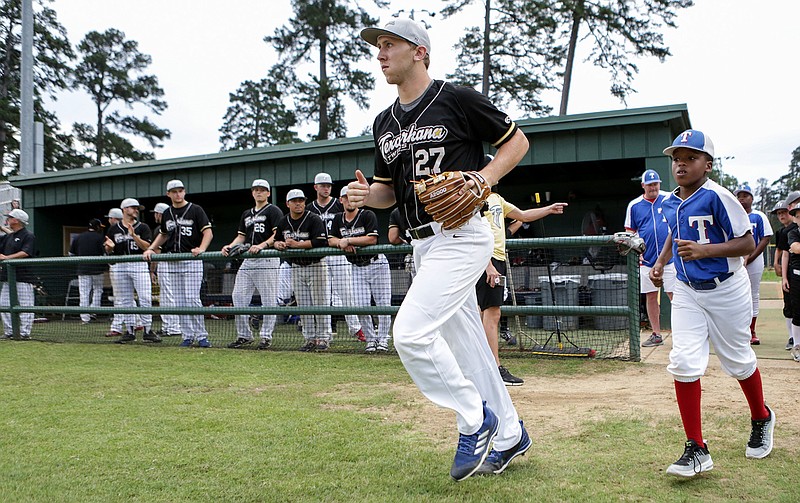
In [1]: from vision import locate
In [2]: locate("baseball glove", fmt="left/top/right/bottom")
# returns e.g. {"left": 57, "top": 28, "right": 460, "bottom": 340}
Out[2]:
{"left": 612, "top": 232, "right": 645, "bottom": 256}
{"left": 227, "top": 242, "right": 251, "bottom": 257}
{"left": 413, "top": 171, "right": 492, "bottom": 230}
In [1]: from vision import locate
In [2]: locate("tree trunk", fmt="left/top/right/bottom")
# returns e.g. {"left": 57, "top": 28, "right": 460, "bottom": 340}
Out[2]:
{"left": 95, "top": 104, "right": 103, "bottom": 165}
{"left": 559, "top": 0, "right": 583, "bottom": 116}
{"left": 317, "top": 29, "right": 329, "bottom": 140}
{"left": 481, "top": 0, "right": 491, "bottom": 96}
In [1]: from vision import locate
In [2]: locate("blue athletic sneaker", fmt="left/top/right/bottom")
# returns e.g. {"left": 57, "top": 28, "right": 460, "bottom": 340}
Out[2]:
{"left": 197, "top": 338, "right": 212, "bottom": 348}
{"left": 179, "top": 339, "right": 193, "bottom": 347}
{"left": 450, "top": 401, "right": 499, "bottom": 481}
{"left": 477, "top": 420, "right": 532, "bottom": 474}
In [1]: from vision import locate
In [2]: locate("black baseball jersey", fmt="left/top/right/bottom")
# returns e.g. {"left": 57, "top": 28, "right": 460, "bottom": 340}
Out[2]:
{"left": 776, "top": 222, "right": 796, "bottom": 252}
{"left": 160, "top": 203, "right": 212, "bottom": 253}
{"left": 274, "top": 211, "right": 328, "bottom": 266}
{"left": 236, "top": 204, "right": 283, "bottom": 244}
{"left": 329, "top": 209, "right": 379, "bottom": 266}
{"left": 788, "top": 226, "right": 800, "bottom": 269}
{"left": 388, "top": 207, "right": 410, "bottom": 243}
{"left": 69, "top": 229, "right": 107, "bottom": 275}
{"left": 0, "top": 227, "right": 36, "bottom": 282}
{"left": 372, "top": 79, "right": 518, "bottom": 229}
{"left": 106, "top": 221, "right": 152, "bottom": 255}
{"left": 308, "top": 198, "right": 344, "bottom": 235}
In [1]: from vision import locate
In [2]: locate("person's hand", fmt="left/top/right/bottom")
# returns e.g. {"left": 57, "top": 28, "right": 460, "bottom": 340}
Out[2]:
{"left": 248, "top": 244, "right": 263, "bottom": 254}
{"left": 221, "top": 244, "right": 231, "bottom": 257}
{"left": 273, "top": 241, "right": 287, "bottom": 251}
{"left": 337, "top": 238, "right": 355, "bottom": 253}
{"left": 649, "top": 263, "right": 664, "bottom": 288}
{"left": 775, "top": 265, "right": 782, "bottom": 277}
{"left": 547, "top": 202, "right": 568, "bottom": 215}
{"left": 346, "top": 170, "right": 370, "bottom": 207}
{"left": 191, "top": 247, "right": 204, "bottom": 257}
{"left": 485, "top": 264, "right": 501, "bottom": 288}
{"left": 783, "top": 276, "right": 790, "bottom": 293}
{"left": 675, "top": 239, "right": 707, "bottom": 261}
{"left": 143, "top": 249, "right": 156, "bottom": 262}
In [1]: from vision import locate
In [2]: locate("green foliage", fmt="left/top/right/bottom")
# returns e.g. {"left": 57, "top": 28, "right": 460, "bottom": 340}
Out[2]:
{"left": 72, "top": 28, "right": 170, "bottom": 165}
{"left": 0, "top": 0, "right": 75, "bottom": 175}
{"left": 264, "top": 0, "right": 381, "bottom": 141}
{"left": 219, "top": 66, "right": 301, "bottom": 150}
{"left": 771, "top": 145, "right": 800, "bottom": 199}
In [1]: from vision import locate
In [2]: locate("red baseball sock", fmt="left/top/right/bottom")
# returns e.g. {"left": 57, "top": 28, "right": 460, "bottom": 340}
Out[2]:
{"left": 674, "top": 379, "right": 703, "bottom": 445}
{"left": 738, "top": 368, "right": 770, "bottom": 420}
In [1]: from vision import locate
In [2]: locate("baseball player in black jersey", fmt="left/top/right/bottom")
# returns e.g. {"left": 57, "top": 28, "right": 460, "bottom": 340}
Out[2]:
{"left": 221, "top": 179, "right": 283, "bottom": 350}
{"left": 144, "top": 180, "right": 213, "bottom": 348}
{"left": 349, "top": 19, "right": 530, "bottom": 481}
{"left": 309, "top": 172, "right": 364, "bottom": 342}
{"left": 274, "top": 189, "right": 331, "bottom": 351}
{"left": 69, "top": 218, "right": 107, "bottom": 324}
{"left": 104, "top": 198, "right": 160, "bottom": 344}
{"left": 0, "top": 209, "right": 35, "bottom": 339}
{"left": 150, "top": 202, "right": 181, "bottom": 337}
{"left": 328, "top": 186, "right": 392, "bottom": 352}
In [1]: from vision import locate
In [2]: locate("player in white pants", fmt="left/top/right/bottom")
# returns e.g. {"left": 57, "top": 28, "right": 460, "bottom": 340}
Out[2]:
{"left": 309, "top": 172, "right": 363, "bottom": 341}
{"left": 104, "top": 198, "right": 159, "bottom": 344}
{"left": 328, "top": 186, "right": 392, "bottom": 352}
{"left": 274, "top": 189, "right": 331, "bottom": 351}
{"left": 69, "top": 218, "right": 107, "bottom": 324}
{"left": 222, "top": 179, "right": 283, "bottom": 350}
{"left": 352, "top": 17, "right": 530, "bottom": 481}
{"left": 735, "top": 184, "right": 773, "bottom": 344}
{"left": 151, "top": 202, "right": 181, "bottom": 337}
{"left": 143, "top": 180, "right": 213, "bottom": 348}
{"left": 1, "top": 209, "right": 35, "bottom": 339}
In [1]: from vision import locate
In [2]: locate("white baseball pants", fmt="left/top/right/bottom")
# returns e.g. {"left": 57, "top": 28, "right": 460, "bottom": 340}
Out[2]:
{"left": 668, "top": 269, "right": 757, "bottom": 381}
{"left": 327, "top": 254, "right": 361, "bottom": 336}
{"left": 159, "top": 260, "right": 208, "bottom": 342}
{"left": 232, "top": 257, "right": 279, "bottom": 340}
{"left": 351, "top": 254, "right": 392, "bottom": 343}
{"left": 157, "top": 262, "right": 181, "bottom": 334}
{"left": 1, "top": 282, "right": 34, "bottom": 337}
{"left": 745, "top": 256, "right": 763, "bottom": 317}
{"left": 78, "top": 273, "right": 104, "bottom": 323}
{"left": 109, "top": 262, "right": 152, "bottom": 332}
{"left": 292, "top": 261, "right": 331, "bottom": 341}
{"left": 392, "top": 216, "right": 522, "bottom": 451}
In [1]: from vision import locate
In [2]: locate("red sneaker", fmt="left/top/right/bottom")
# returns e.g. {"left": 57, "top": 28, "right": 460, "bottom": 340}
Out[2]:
{"left": 355, "top": 329, "right": 366, "bottom": 342}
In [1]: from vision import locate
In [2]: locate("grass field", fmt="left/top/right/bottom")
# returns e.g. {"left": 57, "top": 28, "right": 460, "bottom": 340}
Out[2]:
{"left": 1, "top": 338, "right": 797, "bottom": 503}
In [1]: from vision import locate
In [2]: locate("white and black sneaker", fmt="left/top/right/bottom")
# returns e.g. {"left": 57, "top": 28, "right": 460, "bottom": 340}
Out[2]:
{"left": 499, "top": 366, "right": 524, "bottom": 386}
{"left": 364, "top": 341, "right": 378, "bottom": 353}
{"left": 746, "top": 405, "right": 775, "bottom": 459}
{"left": 227, "top": 337, "right": 253, "bottom": 349}
{"left": 666, "top": 440, "right": 713, "bottom": 477}
{"left": 785, "top": 337, "right": 794, "bottom": 351}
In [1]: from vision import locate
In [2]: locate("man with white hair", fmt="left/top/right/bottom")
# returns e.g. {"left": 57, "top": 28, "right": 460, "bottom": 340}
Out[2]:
{"left": 0, "top": 209, "right": 36, "bottom": 339}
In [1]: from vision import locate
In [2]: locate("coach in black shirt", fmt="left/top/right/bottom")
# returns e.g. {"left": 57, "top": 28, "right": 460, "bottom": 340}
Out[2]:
{"left": 1, "top": 209, "right": 36, "bottom": 339}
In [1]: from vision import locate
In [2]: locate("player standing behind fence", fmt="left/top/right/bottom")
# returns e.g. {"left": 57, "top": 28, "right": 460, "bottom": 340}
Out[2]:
{"left": 784, "top": 196, "right": 800, "bottom": 361}
{"left": 221, "top": 179, "right": 283, "bottom": 350}
{"left": 104, "top": 207, "right": 132, "bottom": 338}
{"left": 308, "top": 172, "right": 364, "bottom": 342}
{"left": 734, "top": 184, "right": 773, "bottom": 345}
{"left": 480, "top": 192, "right": 567, "bottom": 386}
{"left": 69, "top": 218, "right": 107, "bottom": 325}
{"left": 150, "top": 202, "right": 181, "bottom": 338}
{"left": 650, "top": 129, "right": 774, "bottom": 478}
{"left": 624, "top": 169, "right": 676, "bottom": 347}
{"left": 274, "top": 189, "right": 331, "bottom": 351}
{"left": 104, "top": 198, "right": 160, "bottom": 344}
{"left": 0, "top": 209, "right": 35, "bottom": 340}
{"left": 143, "top": 180, "right": 213, "bottom": 348}
{"left": 350, "top": 19, "right": 530, "bottom": 481}
{"left": 328, "top": 186, "right": 392, "bottom": 353}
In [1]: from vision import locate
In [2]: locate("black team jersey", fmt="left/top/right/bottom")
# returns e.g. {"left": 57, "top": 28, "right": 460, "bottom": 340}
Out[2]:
{"left": 329, "top": 209, "right": 379, "bottom": 266}
{"left": 274, "top": 210, "right": 328, "bottom": 266}
{"left": 237, "top": 204, "right": 283, "bottom": 245}
{"left": 160, "top": 203, "right": 212, "bottom": 253}
{"left": 371, "top": 80, "right": 518, "bottom": 230}
{"left": 106, "top": 221, "right": 152, "bottom": 255}
{"left": 308, "top": 198, "right": 344, "bottom": 235}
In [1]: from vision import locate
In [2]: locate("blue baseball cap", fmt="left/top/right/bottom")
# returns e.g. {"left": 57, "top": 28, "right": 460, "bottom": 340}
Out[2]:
{"left": 663, "top": 129, "right": 715, "bottom": 158}
{"left": 733, "top": 184, "right": 753, "bottom": 197}
{"left": 641, "top": 170, "right": 661, "bottom": 184}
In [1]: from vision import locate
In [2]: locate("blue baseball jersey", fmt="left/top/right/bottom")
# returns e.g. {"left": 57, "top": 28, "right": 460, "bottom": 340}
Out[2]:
{"left": 624, "top": 191, "right": 672, "bottom": 267}
{"left": 661, "top": 179, "right": 751, "bottom": 283}
{"left": 747, "top": 210, "right": 773, "bottom": 252}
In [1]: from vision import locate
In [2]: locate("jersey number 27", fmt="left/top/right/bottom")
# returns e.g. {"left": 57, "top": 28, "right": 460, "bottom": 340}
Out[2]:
{"left": 414, "top": 147, "right": 445, "bottom": 176}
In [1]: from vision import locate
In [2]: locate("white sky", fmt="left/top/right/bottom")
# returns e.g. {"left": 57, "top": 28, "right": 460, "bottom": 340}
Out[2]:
{"left": 46, "top": 0, "right": 799, "bottom": 189}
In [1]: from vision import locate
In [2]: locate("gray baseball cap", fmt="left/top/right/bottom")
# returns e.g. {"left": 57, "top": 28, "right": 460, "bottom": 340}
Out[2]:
{"left": 786, "top": 190, "right": 800, "bottom": 206}
{"left": 5, "top": 208, "right": 29, "bottom": 224}
{"left": 770, "top": 200, "right": 789, "bottom": 214}
{"left": 105, "top": 208, "right": 123, "bottom": 219}
{"left": 361, "top": 18, "right": 431, "bottom": 53}
{"left": 151, "top": 203, "right": 170, "bottom": 214}
{"left": 286, "top": 189, "right": 306, "bottom": 201}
